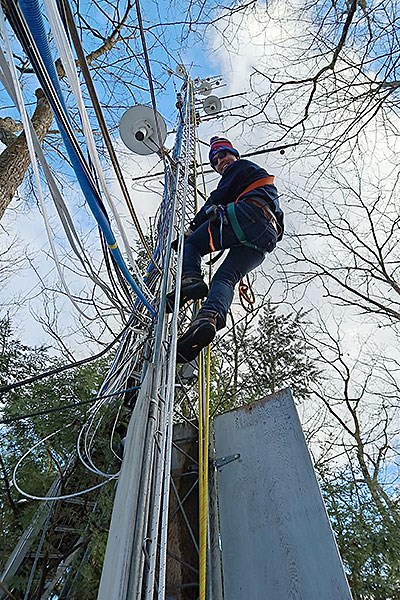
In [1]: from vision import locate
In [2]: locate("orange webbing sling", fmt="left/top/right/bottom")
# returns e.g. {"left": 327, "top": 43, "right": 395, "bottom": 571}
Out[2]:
{"left": 235, "top": 175, "right": 275, "bottom": 203}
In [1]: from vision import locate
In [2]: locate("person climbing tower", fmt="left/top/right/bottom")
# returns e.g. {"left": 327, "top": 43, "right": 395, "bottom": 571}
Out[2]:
{"left": 167, "top": 136, "right": 284, "bottom": 363}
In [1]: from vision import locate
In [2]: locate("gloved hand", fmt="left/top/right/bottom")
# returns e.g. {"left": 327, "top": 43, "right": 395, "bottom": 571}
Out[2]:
{"left": 171, "top": 228, "right": 194, "bottom": 251}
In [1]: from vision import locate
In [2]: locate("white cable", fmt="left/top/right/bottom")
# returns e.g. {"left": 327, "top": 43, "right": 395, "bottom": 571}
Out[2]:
{"left": 12, "top": 423, "right": 118, "bottom": 502}
{"left": 76, "top": 412, "right": 121, "bottom": 478}
{"left": 0, "top": 11, "right": 95, "bottom": 319}
{"left": 77, "top": 344, "right": 143, "bottom": 476}
{"left": 109, "top": 404, "right": 124, "bottom": 461}
{"left": 0, "top": 42, "right": 137, "bottom": 316}
{"left": 43, "top": 0, "right": 154, "bottom": 301}
{"left": 0, "top": 59, "right": 120, "bottom": 308}
{"left": 12, "top": 326, "right": 139, "bottom": 496}
{"left": 75, "top": 338, "right": 142, "bottom": 477}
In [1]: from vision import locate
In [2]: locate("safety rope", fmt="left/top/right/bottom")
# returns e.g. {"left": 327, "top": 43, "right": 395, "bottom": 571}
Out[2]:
{"left": 198, "top": 349, "right": 206, "bottom": 599}
{"left": 198, "top": 344, "right": 211, "bottom": 600}
{"left": 192, "top": 106, "right": 212, "bottom": 600}
{"left": 239, "top": 273, "right": 256, "bottom": 312}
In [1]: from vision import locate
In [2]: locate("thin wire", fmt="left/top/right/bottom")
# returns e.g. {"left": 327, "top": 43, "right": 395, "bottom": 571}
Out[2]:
{"left": 0, "top": 321, "right": 129, "bottom": 394}
{"left": 0, "top": 386, "right": 139, "bottom": 425}
{"left": 130, "top": 145, "right": 291, "bottom": 182}
{"left": 134, "top": 0, "right": 166, "bottom": 157}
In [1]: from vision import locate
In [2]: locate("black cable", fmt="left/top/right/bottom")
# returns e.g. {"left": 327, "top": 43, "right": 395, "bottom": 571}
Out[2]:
{"left": 134, "top": 0, "right": 166, "bottom": 153}
{"left": 131, "top": 144, "right": 298, "bottom": 182}
{"left": 101, "top": 232, "right": 134, "bottom": 309}
{"left": 0, "top": 399, "right": 93, "bottom": 424}
{"left": 0, "top": 385, "right": 140, "bottom": 425}
{"left": 0, "top": 324, "right": 130, "bottom": 395}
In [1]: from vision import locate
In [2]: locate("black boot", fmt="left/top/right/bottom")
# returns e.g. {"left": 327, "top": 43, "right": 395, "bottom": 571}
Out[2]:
{"left": 176, "top": 311, "right": 217, "bottom": 363}
{"left": 166, "top": 276, "right": 208, "bottom": 313}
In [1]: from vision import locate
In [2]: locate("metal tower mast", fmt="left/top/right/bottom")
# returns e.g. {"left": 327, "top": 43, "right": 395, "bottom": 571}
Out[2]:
{"left": 97, "top": 74, "right": 201, "bottom": 600}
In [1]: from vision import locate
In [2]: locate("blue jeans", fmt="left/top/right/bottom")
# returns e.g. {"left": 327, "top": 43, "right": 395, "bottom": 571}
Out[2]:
{"left": 183, "top": 201, "right": 277, "bottom": 329}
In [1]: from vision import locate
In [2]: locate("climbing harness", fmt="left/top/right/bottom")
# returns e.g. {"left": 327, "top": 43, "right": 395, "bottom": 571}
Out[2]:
{"left": 226, "top": 202, "right": 264, "bottom": 252}
{"left": 235, "top": 175, "right": 275, "bottom": 201}
{"left": 221, "top": 176, "right": 280, "bottom": 310}
{"left": 207, "top": 175, "right": 279, "bottom": 253}
{"left": 234, "top": 175, "right": 280, "bottom": 237}
{"left": 204, "top": 176, "right": 280, "bottom": 315}
{"left": 207, "top": 204, "right": 227, "bottom": 252}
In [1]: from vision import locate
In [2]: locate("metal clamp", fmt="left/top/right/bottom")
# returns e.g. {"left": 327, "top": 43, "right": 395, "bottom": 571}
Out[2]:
{"left": 215, "top": 453, "right": 240, "bottom": 471}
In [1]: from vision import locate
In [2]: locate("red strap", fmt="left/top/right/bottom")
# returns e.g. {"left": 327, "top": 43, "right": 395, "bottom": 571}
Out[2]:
{"left": 208, "top": 221, "right": 216, "bottom": 252}
{"left": 235, "top": 176, "right": 275, "bottom": 204}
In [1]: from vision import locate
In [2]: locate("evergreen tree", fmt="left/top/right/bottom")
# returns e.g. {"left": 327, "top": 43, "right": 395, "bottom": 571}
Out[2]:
{"left": 210, "top": 302, "right": 320, "bottom": 416}
{"left": 321, "top": 468, "right": 400, "bottom": 600}
{"left": 0, "top": 317, "right": 119, "bottom": 599}
{"left": 244, "top": 303, "right": 320, "bottom": 402}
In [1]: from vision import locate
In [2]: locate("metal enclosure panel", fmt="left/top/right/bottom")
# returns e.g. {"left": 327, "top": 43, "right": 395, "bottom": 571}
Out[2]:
{"left": 97, "top": 368, "right": 153, "bottom": 600}
{"left": 213, "top": 388, "right": 353, "bottom": 600}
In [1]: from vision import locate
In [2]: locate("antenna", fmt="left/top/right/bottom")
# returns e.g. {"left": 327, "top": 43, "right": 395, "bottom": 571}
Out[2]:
{"left": 119, "top": 105, "right": 167, "bottom": 155}
{"left": 202, "top": 95, "right": 222, "bottom": 115}
{"left": 195, "top": 81, "right": 212, "bottom": 96}
{"left": 176, "top": 64, "right": 187, "bottom": 78}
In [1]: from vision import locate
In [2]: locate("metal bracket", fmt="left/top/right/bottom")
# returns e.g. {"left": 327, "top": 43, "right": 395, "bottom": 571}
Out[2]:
{"left": 215, "top": 453, "right": 240, "bottom": 471}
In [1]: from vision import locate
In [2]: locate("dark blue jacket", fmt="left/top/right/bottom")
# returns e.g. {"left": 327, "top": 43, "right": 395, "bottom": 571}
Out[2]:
{"left": 191, "top": 159, "right": 284, "bottom": 240}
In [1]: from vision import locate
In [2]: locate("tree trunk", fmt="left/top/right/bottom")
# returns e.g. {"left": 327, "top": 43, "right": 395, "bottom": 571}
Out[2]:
{"left": 0, "top": 2, "right": 132, "bottom": 221}
{"left": 0, "top": 89, "right": 53, "bottom": 219}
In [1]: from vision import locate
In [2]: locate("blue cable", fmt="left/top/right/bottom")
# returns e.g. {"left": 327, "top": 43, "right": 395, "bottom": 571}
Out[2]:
{"left": 18, "top": 0, "right": 156, "bottom": 317}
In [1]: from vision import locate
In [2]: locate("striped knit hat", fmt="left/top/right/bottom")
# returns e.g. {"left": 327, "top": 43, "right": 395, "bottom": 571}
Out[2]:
{"left": 209, "top": 136, "right": 240, "bottom": 166}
